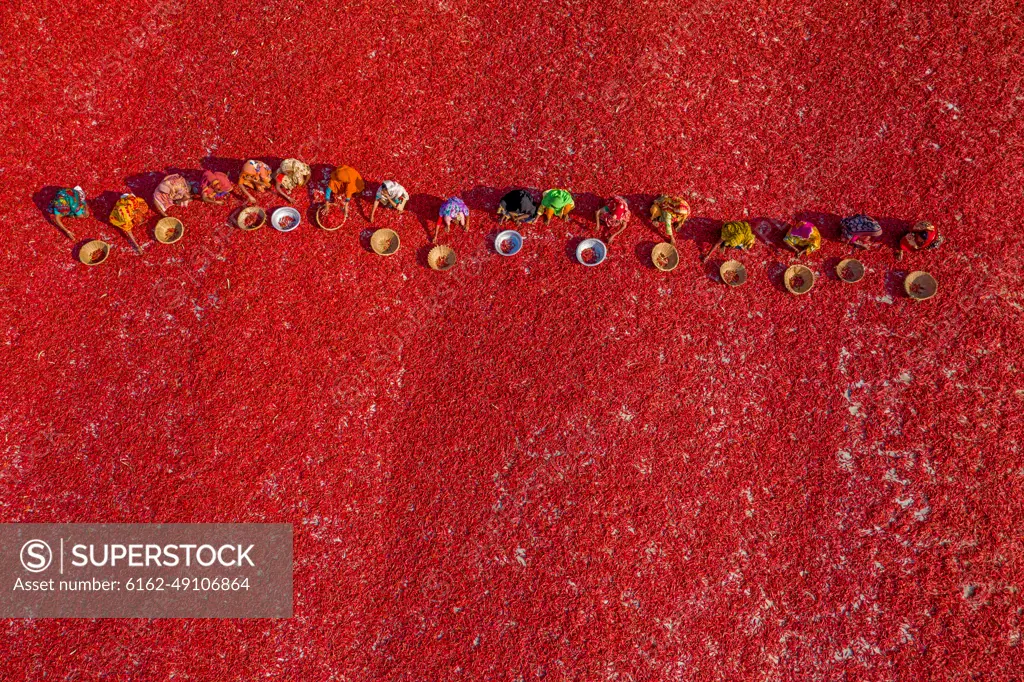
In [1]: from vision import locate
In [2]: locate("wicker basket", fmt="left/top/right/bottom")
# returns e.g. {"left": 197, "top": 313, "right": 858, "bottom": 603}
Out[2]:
{"left": 371, "top": 229, "right": 401, "bottom": 256}
{"left": 237, "top": 206, "right": 266, "bottom": 231}
{"left": 315, "top": 204, "right": 341, "bottom": 231}
{"left": 78, "top": 240, "right": 110, "bottom": 266}
{"left": 904, "top": 271, "right": 937, "bottom": 301}
{"left": 155, "top": 217, "right": 184, "bottom": 244}
{"left": 720, "top": 260, "right": 747, "bottom": 287}
{"left": 428, "top": 245, "right": 456, "bottom": 271}
{"left": 784, "top": 264, "right": 814, "bottom": 294}
{"left": 651, "top": 243, "right": 679, "bottom": 272}
{"left": 836, "top": 258, "right": 864, "bottom": 283}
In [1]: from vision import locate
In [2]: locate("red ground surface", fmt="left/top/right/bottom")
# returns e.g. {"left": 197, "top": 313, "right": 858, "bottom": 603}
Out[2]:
{"left": 2, "top": 0, "right": 1023, "bottom": 679}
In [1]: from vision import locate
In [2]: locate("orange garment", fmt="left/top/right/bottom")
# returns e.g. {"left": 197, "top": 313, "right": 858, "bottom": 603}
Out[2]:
{"left": 327, "top": 166, "right": 364, "bottom": 201}
{"left": 238, "top": 159, "right": 272, "bottom": 192}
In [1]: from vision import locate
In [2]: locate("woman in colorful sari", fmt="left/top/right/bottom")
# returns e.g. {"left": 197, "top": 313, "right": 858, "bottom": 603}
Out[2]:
{"left": 273, "top": 158, "right": 311, "bottom": 204}
{"left": 703, "top": 221, "right": 755, "bottom": 262}
{"left": 152, "top": 174, "right": 193, "bottom": 217}
{"left": 370, "top": 180, "right": 410, "bottom": 223}
{"left": 434, "top": 197, "right": 469, "bottom": 242}
{"left": 783, "top": 221, "right": 822, "bottom": 257}
{"left": 48, "top": 186, "right": 89, "bottom": 239}
{"left": 199, "top": 170, "right": 233, "bottom": 205}
{"left": 840, "top": 214, "right": 883, "bottom": 249}
{"left": 898, "top": 220, "right": 942, "bottom": 260}
{"left": 539, "top": 189, "right": 574, "bottom": 224}
{"left": 323, "top": 165, "right": 365, "bottom": 224}
{"left": 650, "top": 195, "right": 690, "bottom": 244}
{"left": 237, "top": 159, "right": 272, "bottom": 204}
{"left": 497, "top": 189, "right": 537, "bottom": 226}
{"left": 595, "top": 195, "right": 631, "bottom": 244}
{"left": 108, "top": 193, "right": 149, "bottom": 254}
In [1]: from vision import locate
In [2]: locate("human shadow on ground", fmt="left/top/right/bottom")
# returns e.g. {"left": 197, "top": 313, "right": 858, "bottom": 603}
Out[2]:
{"left": 460, "top": 186, "right": 504, "bottom": 215}
{"left": 821, "top": 256, "right": 844, "bottom": 282}
{"left": 406, "top": 193, "right": 445, "bottom": 242}
{"left": 766, "top": 261, "right": 793, "bottom": 295}
{"left": 634, "top": 241, "right": 659, "bottom": 270}
{"left": 200, "top": 156, "right": 243, "bottom": 176}
{"left": 884, "top": 267, "right": 912, "bottom": 300}
{"left": 674, "top": 216, "right": 722, "bottom": 261}
{"left": 749, "top": 216, "right": 789, "bottom": 252}
{"left": 875, "top": 216, "right": 913, "bottom": 252}
{"left": 31, "top": 186, "right": 60, "bottom": 216}
{"left": 126, "top": 171, "right": 166, "bottom": 220}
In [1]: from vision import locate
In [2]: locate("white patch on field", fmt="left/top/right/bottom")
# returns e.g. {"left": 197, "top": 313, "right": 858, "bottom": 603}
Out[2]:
{"left": 838, "top": 347, "right": 851, "bottom": 374}
{"left": 723, "top": 571, "right": 742, "bottom": 588}
{"left": 644, "top": 542, "right": 663, "bottom": 562}
{"left": 618, "top": 407, "right": 634, "bottom": 422}
{"left": 515, "top": 548, "right": 527, "bottom": 566}
{"left": 884, "top": 469, "right": 910, "bottom": 485}
{"left": 837, "top": 450, "right": 854, "bottom": 471}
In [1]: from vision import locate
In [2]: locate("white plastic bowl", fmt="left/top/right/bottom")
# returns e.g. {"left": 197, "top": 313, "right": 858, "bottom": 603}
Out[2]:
{"left": 271, "top": 206, "right": 301, "bottom": 232}
{"left": 575, "top": 238, "right": 607, "bottom": 266}
{"left": 495, "top": 230, "right": 523, "bottom": 256}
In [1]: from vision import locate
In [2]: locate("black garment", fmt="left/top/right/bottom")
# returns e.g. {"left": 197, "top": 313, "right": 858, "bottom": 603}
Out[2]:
{"left": 499, "top": 190, "right": 537, "bottom": 219}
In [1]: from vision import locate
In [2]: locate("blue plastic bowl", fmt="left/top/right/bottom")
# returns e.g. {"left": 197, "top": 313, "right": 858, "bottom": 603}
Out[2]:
{"left": 495, "top": 230, "right": 523, "bottom": 256}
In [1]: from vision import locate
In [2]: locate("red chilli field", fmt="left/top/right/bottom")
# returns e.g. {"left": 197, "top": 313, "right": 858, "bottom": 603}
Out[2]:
{"left": 1, "top": 0, "right": 1022, "bottom": 679}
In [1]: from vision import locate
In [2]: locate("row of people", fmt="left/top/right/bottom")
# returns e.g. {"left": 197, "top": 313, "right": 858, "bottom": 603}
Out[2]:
{"left": 47, "top": 160, "right": 369, "bottom": 253}
{"left": 46, "top": 159, "right": 942, "bottom": 260}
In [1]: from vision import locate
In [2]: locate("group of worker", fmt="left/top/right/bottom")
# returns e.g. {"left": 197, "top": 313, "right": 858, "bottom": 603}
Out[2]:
{"left": 46, "top": 159, "right": 942, "bottom": 260}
